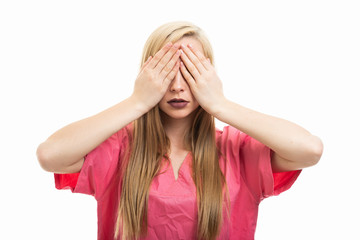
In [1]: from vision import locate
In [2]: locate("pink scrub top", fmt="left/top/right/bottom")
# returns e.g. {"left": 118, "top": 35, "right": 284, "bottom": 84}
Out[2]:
{"left": 54, "top": 125, "right": 301, "bottom": 240}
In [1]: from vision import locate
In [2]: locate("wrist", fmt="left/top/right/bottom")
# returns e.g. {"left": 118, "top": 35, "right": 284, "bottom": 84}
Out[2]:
{"left": 127, "top": 95, "right": 152, "bottom": 115}
{"left": 206, "top": 97, "right": 229, "bottom": 117}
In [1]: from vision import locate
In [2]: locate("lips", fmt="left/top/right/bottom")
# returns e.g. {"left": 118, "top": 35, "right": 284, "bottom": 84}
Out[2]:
{"left": 167, "top": 98, "right": 188, "bottom": 103}
{"left": 167, "top": 98, "right": 189, "bottom": 108}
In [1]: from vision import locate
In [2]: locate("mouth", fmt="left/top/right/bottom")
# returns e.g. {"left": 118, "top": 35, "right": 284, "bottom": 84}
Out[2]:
{"left": 167, "top": 98, "right": 189, "bottom": 103}
{"left": 167, "top": 98, "right": 189, "bottom": 108}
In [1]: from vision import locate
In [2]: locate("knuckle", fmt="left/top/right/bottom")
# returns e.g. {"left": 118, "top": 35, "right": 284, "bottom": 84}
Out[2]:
{"left": 158, "top": 58, "right": 167, "bottom": 67}
{"left": 144, "top": 68, "right": 153, "bottom": 77}
{"left": 163, "top": 65, "right": 172, "bottom": 73}
{"left": 188, "top": 66, "right": 196, "bottom": 72}
{"left": 153, "top": 54, "right": 161, "bottom": 62}
{"left": 199, "top": 55, "right": 207, "bottom": 62}
{"left": 143, "top": 67, "right": 150, "bottom": 73}
{"left": 148, "top": 72, "right": 156, "bottom": 80}
{"left": 141, "top": 69, "right": 149, "bottom": 77}
{"left": 172, "top": 65, "right": 179, "bottom": 73}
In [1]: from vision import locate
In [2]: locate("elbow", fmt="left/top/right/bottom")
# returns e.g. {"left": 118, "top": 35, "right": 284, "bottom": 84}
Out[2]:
{"left": 36, "top": 142, "right": 84, "bottom": 173}
{"left": 36, "top": 142, "right": 56, "bottom": 172}
{"left": 305, "top": 136, "right": 324, "bottom": 167}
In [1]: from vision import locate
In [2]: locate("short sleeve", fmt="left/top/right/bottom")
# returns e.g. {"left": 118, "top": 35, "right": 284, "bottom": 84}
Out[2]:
{"left": 217, "top": 126, "right": 301, "bottom": 203}
{"left": 54, "top": 125, "right": 131, "bottom": 200}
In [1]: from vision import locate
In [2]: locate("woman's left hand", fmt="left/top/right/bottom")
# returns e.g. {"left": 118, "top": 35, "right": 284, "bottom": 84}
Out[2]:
{"left": 180, "top": 44, "right": 227, "bottom": 115}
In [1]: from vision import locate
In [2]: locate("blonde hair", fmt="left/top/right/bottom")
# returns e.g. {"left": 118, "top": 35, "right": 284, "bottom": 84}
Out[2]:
{"left": 115, "top": 21, "right": 228, "bottom": 240}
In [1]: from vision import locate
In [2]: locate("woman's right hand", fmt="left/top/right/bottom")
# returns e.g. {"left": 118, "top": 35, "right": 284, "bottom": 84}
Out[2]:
{"left": 131, "top": 42, "right": 181, "bottom": 111}
{"left": 36, "top": 43, "right": 181, "bottom": 174}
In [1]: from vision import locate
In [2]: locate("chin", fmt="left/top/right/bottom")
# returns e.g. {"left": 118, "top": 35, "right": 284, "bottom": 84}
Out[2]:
{"left": 162, "top": 111, "right": 191, "bottom": 120}
{"left": 160, "top": 107, "right": 199, "bottom": 120}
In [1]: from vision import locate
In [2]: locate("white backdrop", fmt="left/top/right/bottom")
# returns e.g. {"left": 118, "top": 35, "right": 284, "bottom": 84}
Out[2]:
{"left": 1, "top": 0, "right": 359, "bottom": 239}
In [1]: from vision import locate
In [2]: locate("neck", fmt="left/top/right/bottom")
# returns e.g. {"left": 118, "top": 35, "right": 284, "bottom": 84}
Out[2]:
{"left": 161, "top": 113, "right": 195, "bottom": 151}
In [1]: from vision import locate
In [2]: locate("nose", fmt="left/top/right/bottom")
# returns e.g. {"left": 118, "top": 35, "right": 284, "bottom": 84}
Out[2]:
{"left": 169, "top": 70, "right": 186, "bottom": 92}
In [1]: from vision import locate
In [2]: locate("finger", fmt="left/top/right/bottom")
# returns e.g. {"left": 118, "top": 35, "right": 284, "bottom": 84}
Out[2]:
{"left": 159, "top": 49, "right": 181, "bottom": 79}
{"left": 180, "top": 61, "right": 196, "bottom": 87}
{"left": 180, "top": 44, "right": 206, "bottom": 74}
{"left": 154, "top": 43, "right": 181, "bottom": 72}
{"left": 163, "top": 59, "right": 181, "bottom": 87}
{"left": 140, "top": 56, "right": 152, "bottom": 71}
{"left": 187, "top": 44, "right": 212, "bottom": 70}
{"left": 180, "top": 48, "right": 201, "bottom": 80}
{"left": 147, "top": 42, "right": 173, "bottom": 69}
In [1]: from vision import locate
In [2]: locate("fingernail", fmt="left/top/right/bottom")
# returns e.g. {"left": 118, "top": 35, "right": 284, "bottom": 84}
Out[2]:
{"left": 180, "top": 49, "right": 184, "bottom": 55}
{"left": 166, "top": 42, "right": 172, "bottom": 47}
{"left": 188, "top": 43, "right": 193, "bottom": 48}
{"left": 181, "top": 44, "right": 186, "bottom": 48}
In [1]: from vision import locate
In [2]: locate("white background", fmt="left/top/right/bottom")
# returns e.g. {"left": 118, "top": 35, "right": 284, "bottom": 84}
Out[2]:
{"left": 1, "top": 0, "right": 359, "bottom": 239}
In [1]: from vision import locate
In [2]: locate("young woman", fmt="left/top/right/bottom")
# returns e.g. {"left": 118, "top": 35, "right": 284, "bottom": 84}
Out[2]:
{"left": 37, "top": 21, "right": 323, "bottom": 240}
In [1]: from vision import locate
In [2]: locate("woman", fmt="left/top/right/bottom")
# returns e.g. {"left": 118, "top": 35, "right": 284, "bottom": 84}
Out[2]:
{"left": 37, "top": 21, "right": 323, "bottom": 240}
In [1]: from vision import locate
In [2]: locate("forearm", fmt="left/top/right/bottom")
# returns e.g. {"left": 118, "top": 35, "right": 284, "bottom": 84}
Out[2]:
{"left": 177, "top": 43, "right": 322, "bottom": 166}
{"left": 37, "top": 43, "right": 182, "bottom": 173}
{"left": 37, "top": 96, "right": 148, "bottom": 172}
{"left": 213, "top": 99, "right": 323, "bottom": 163}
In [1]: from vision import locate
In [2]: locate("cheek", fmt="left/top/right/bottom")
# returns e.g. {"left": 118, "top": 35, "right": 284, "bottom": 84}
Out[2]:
{"left": 190, "top": 94, "right": 199, "bottom": 107}
{"left": 189, "top": 89, "right": 196, "bottom": 100}
{"left": 158, "top": 95, "right": 167, "bottom": 109}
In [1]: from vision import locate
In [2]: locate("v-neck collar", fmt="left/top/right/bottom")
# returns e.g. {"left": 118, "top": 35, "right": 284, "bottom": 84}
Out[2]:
{"left": 149, "top": 152, "right": 196, "bottom": 197}
{"left": 168, "top": 151, "right": 191, "bottom": 182}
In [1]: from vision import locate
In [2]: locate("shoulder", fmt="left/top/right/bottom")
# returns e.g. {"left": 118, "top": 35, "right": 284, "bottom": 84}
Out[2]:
{"left": 216, "top": 125, "right": 245, "bottom": 146}
{"left": 216, "top": 125, "right": 264, "bottom": 147}
{"left": 216, "top": 125, "right": 243, "bottom": 160}
{"left": 216, "top": 125, "right": 268, "bottom": 161}
{"left": 112, "top": 123, "right": 133, "bottom": 148}
{"left": 86, "top": 123, "right": 133, "bottom": 162}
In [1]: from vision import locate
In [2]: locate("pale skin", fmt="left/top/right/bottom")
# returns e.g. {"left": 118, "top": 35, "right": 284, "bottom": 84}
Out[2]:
{"left": 177, "top": 37, "right": 323, "bottom": 173}
{"left": 37, "top": 37, "right": 323, "bottom": 180}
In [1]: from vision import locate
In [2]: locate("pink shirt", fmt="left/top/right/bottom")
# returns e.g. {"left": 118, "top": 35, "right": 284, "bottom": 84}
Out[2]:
{"left": 55, "top": 125, "right": 301, "bottom": 240}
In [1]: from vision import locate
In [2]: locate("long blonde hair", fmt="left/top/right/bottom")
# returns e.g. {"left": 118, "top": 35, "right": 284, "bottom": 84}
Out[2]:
{"left": 115, "top": 21, "right": 228, "bottom": 240}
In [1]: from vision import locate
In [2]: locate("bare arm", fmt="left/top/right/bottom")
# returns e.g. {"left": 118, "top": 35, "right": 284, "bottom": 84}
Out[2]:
{"left": 37, "top": 42, "right": 182, "bottom": 173}
{"left": 36, "top": 97, "right": 148, "bottom": 173}
{"left": 179, "top": 43, "right": 323, "bottom": 172}
{"left": 213, "top": 101, "right": 323, "bottom": 172}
